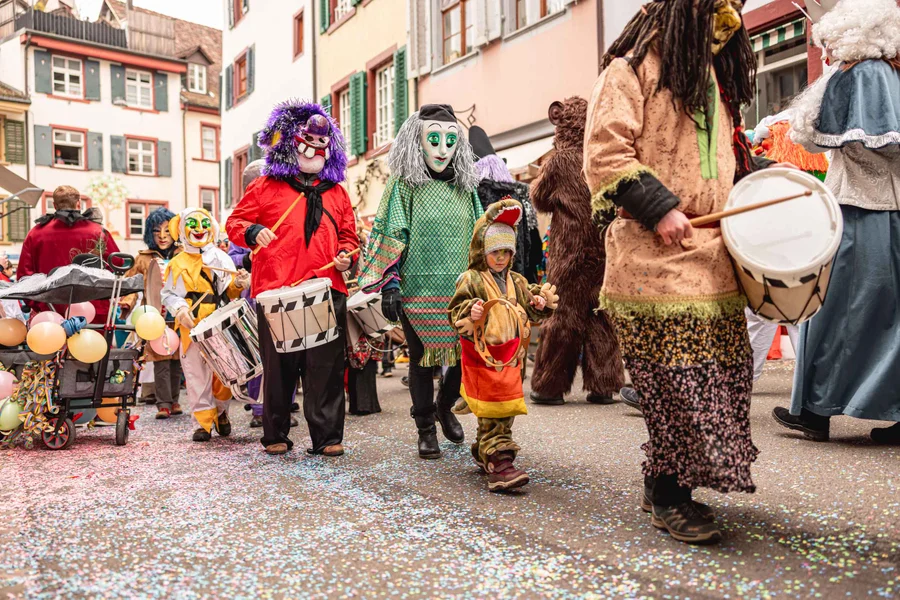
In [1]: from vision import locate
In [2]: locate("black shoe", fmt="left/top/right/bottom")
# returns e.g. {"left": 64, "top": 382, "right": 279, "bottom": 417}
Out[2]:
{"left": 192, "top": 428, "right": 211, "bottom": 442}
{"left": 529, "top": 391, "right": 564, "bottom": 405}
{"left": 290, "top": 416, "right": 299, "bottom": 428}
{"left": 435, "top": 402, "right": 465, "bottom": 444}
{"left": 641, "top": 481, "right": 713, "bottom": 519}
{"left": 586, "top": 393, "right": 616, "bottom": 405}
{"left": 214, "top": 411, "right": 232, "bottom": 437}
{"left": 413, "top": 415, "right": 441, "bottom": 459}
{"left": 772, "top": 407, "right": 829, "bottom": 442}
{"left": 871, "top": 422, "right": 900, "bottom": 444}
{"left": 290, "top": 402, "right": 300, "bottom": 413}
{"left": 401, "top": 375, "right": 410, "bottom": 388}
{"left": 651, "top": 502, "right": 722, "bottom": 545}
{"left": 620, "top": 387, "right": 642, "bottom": 412}
{"left": 249, "top": 415, "right": 263, "bottom": 428}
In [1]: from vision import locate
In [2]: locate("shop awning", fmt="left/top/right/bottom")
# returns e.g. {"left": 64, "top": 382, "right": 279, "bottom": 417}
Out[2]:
{"left": 0, "top": 166, "right": 42, "bottom": 207}
{"left": 751, "top": 19, "right": 806, "bottom": 52}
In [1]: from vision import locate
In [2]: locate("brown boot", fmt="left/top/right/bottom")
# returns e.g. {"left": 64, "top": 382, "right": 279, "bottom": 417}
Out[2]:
{"left": 323, "top": 444, "right": 344, "bottom": 457}
{"left": 265, "top": 443, "right": 289, "bottom": 455}
{"left": 486, "top": 452, "right": 529, "bottom": 492}
{"left": 651, "top": 503, "right": 722, "bottom": 544}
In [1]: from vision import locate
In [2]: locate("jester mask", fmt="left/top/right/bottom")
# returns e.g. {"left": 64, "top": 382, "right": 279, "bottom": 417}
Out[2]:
{"left": 168, "top": 207, "right": 219, "bottom": 254}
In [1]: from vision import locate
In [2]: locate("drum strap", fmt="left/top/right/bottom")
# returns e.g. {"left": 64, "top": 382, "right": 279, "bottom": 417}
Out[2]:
{"left": 199, "top": 271, "right": 226, "bottom": 308}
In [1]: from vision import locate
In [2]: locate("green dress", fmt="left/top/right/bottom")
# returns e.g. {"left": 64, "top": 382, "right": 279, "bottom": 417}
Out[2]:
{"left": 359, "top": 177, "right": 482, "bottom": 366}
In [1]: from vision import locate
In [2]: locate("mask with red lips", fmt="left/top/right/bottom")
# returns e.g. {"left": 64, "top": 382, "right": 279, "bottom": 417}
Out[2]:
{"left": 295, "top": 114, "right": 332, "bottom": 175}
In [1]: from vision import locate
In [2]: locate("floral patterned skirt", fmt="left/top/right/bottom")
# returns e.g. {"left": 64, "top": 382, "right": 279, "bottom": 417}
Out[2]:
{"left": 613, "top": 310, "right": 758, "bottom": 494}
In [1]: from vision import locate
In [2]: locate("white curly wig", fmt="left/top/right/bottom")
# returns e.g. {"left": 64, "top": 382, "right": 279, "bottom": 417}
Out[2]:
{"left": 813, "top": 0, "right": 900, "bottom": 62}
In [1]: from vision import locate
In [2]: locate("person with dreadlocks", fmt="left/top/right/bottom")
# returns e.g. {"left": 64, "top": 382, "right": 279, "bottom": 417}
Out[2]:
{"left": 226, "top": 100, "right": 357, "bottom": 457}
{"left": 584, "top": 0, "right": 788, "bottom": 544}
{"left": 358, "top": 105, "right": 483, "bottom": 459}
{"left": 120, "top": 207, "right": 184, "bottom": 419}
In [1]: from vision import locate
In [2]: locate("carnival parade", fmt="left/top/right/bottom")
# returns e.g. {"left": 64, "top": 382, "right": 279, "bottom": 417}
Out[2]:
{"left": 0, "top": 0, "right": 898, "bottom": 597}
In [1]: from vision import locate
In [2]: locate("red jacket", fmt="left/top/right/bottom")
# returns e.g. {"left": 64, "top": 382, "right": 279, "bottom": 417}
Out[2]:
{"left": 226, "top": 176, "right": 359, "bottom": 297}
{"left": 17, "top": 217, "right": 120, "bottom": 323}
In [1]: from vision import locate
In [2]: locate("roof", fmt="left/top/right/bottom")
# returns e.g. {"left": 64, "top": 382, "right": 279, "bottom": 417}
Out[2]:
{"left": 102, "top": 0, "right": 221, "bottom": 111}
{"left": 0, "top": 82, "right": 29, "bottom": 104}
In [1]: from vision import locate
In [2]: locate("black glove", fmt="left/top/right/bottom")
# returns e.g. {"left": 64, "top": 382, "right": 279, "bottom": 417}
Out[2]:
{"left": 242, "top": 252, "right": 252, "bottom": 271}
{"left": 382, "top": 289, "right": 402, "bottom": 322}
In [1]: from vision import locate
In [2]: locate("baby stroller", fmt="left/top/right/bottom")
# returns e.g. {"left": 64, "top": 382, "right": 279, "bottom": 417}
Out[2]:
{"left": 0, "top": 253, "right": 146, "bottom": 449}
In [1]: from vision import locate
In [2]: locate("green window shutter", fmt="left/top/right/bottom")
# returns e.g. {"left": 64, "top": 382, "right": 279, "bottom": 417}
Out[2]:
{"left": 110, "top": 64, "right": 126, "bottom": 105}
{"left": 85, "top": 59, "right": 101, "bottom": 100}
{"left": 154, "top": 73, "right": 168, "bottom": 112}
{"left": 247, "top": 45, "right": 255, "bottom": 96}
{"left": 34, "top": 125, "right": 52, "bottom": 166}
{"left": 225, "top": 65, "right": 233, "bottom": 110}
{"left": 320, "top": 94, "right": 332, "bottom": 116}
{"left": 349, "top": 72, "right": 367, "bottom": 156}
{"left": 249, "top": 131, "right": 263, "bottom": 162}
{"left": 87, "top": 132, "right": 103, "bottom": 171}
{"left": 110, "top": 135, "right": 127, "bottom": 173}
{"left": 157, "top": 141, "right": 172, "bottom": 177}
{"left": 4, "top": 120, "right": 25, "bottom": 164}
{"left": 393, "top": 46, "right": 408, "bottom": 136}
{"left": 224, "top": 157, "right": 233, "bottom": 209}
{"left": 34, "top": 50, "right": 51, "bottom": 94}
{"left": 8, "top": 199, "right": 30, "bottom": 242}
{"left": 351, "top": 0, "right": 362, "bottom": 5}
{"left": 320, "top": 0, "right": 330, "bottom": 32}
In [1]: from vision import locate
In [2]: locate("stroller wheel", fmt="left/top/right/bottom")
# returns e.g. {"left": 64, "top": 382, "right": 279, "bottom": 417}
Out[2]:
{"left": 42, "top": 417, "right": 75, "bottom": 450}
{"left": 115, "top": 410, "right": 130, "bottom": 446}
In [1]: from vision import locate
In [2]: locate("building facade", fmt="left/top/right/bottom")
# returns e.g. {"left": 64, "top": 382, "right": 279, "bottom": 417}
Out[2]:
{"left": 219, "top": 0, "right": 315, "bottom": 223}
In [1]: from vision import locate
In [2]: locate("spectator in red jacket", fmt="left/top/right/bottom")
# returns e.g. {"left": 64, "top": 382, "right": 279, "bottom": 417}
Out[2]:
{"left": 17, "top": 185, "right": 120, "bottom": 323}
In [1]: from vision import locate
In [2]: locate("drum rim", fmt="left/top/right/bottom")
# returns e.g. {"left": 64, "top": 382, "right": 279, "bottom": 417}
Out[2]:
{"left": 190, "top": 298, "right": 250, "bottom": 337}
{"left": 256, "top": 278, "right": 333, "bottom": 304}
{"left": 723, "top": 168, "right": 843, "bottom": 281}
{"left": 347, "top": 290, "right": 380, "bottom": 311}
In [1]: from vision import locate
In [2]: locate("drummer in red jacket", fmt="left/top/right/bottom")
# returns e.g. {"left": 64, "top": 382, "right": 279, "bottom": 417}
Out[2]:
{"left": 226, "top": 100, "right": 357, "bottom": 457}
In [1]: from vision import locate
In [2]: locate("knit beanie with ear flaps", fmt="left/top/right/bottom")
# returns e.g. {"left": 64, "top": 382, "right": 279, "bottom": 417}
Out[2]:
{"left": 484, "top": 222, "right": 517, "bottom": 256}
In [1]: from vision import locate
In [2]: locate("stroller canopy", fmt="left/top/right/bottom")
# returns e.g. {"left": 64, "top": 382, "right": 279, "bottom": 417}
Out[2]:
{"left": 0, "top": 265, "right": 143, "bottom": 305}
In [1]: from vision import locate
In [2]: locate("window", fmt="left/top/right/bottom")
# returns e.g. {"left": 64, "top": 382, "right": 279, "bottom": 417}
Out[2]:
{"left": 516, "top": 0, "right": 527, "bottom": 29}
{"left": 516, "top": 0, "right": 566, "bottom": 30}
{"left": 232, "top": 147, "right": 249, "bottom": 205}
{"left": 52, "top": 56, "right": 82, "bottom": 98}
{"left": 127, "top": 201, "right": 167, "bottom": 238}
{"left": 125, "top": 69, "right": 153, "bottom": 109}
{"left": 338, "top": 87, "right": 352, "bottom": 157}
{"left": 42, "top": 192, "right": 91, "bottom": 215}
{"left": 742, "top": 30, "right": 808, "bottom": 129}
{"left": 231, "top": 0, "right": 247, "bottom": 26}
{"left": 542, "top": 0, "right": 565, "bottom": 17}
{"left": 442, "top": 0, "right": 472, "bottom": 64}
{"left": 201, "top": 125, "right": 218, "bottom": 161}
{"left": 52, "top": 129, "right": 84, "bottom": 169}
{"left": 293, "top": 10, "right": 304, "bottom": 58}
{"left": 188, "top": 63, "right": 207, "bottom": 94}
{"left": 200, "top": 188, "right": 218, "bottom": 219}
{"left": 235, "top": 54, "right": 248, "bottom": 98}
{"left": 127, "top": 138, "right": 156, "bottom": 175}
{"left": 374, "top": 63, "right": 395, "bottom": 148}
{"left": 334, "top": 0, "right": 353, "bottom": 22}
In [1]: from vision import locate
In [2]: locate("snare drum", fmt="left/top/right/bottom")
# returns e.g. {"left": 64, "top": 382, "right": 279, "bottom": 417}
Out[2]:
{"left": 190, "top": 299, "right": 263, "bottom": 401}
{"left": 257, "top": 278, "right": 338, "bottom": 353}
{"left": 347, "top": 291, "right": 396, "bottom": 338}
{"left": 723, "top": 168, "right": 843, "bottom": 325}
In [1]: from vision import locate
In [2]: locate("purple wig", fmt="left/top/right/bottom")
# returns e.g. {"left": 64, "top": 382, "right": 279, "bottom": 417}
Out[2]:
{"left": 475, "top": 154, "right": 515, "bottom": 184}
{"left": 257, "top": 99, "right": 348, "bottom": 184}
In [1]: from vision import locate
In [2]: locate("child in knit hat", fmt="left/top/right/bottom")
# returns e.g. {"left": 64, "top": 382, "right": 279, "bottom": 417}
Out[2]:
{"left": 448, "top": 198, "right": 558, "bottom": 492}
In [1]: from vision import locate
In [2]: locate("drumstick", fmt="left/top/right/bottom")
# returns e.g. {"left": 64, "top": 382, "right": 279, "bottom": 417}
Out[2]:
{"left": 289, "top": 248, "right": 361, "bottom": 287}
{"left": 689, "top": 190, "right": 813, "bottom": 227}
{"left": 204, "top": 265, "right": 237, "bottom": 275}
{"left": 190, "top": 292, "right": 209, "bottom": 315}
{"left": 251, "top": 193, "right": 305, "bottom": 256}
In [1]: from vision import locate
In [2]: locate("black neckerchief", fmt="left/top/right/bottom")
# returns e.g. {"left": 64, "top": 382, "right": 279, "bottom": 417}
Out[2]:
{"left": 282, "top": 176, "right": 337, "bottom": 247}
{"left": 426, "top": 163, "right": 455, "bottom": 182}
{"left": 34, "top": 209, "right": 95, "bottom": 228}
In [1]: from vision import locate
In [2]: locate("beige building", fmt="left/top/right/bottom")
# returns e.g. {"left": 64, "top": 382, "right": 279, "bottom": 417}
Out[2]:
{"left": 316, "top": 0, "right": 412, "bottom": 217}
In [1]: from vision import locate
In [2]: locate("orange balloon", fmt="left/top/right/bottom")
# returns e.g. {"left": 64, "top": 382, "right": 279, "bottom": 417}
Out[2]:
{"left": 67, "top": 329, "right": 108, "bottom": 364}
{"left": 0, "top": 318, "right": 26, "bottom": 347}
{"left": 26, "top": 322, "right": 66, "bottom": 355}
{"left": 95, "top": 397, "right": 120, "bottom": 424}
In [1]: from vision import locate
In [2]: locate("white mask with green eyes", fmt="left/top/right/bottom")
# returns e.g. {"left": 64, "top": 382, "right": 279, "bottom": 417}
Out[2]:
{"left": 420, "top": 120, "right": 460, "bottom": 174}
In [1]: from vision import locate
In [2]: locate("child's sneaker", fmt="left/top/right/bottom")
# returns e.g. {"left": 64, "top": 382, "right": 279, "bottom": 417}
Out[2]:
{"left": 155, "top": 407, "right": 171, "bottom": 420}
{"left": 486, "top": 452, "right": 529, "bottom": 492}
{"left": 171, "top": 403, "right": 184, "bottom": 415}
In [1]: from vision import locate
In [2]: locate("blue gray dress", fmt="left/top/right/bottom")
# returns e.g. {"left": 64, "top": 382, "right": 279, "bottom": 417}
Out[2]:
{"left": 790, "top": 60, "right": 900, "bottom": 422}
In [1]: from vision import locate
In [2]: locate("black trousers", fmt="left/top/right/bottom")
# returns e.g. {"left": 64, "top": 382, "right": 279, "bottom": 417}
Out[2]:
{"left": 400, "top": 313, "right": 461, "bottom": 424}
{"left": 348, "top": 360, "right": 381, "bottom": 415}
{"left": 258, "top": 292, "right": 347, "bottom": 452}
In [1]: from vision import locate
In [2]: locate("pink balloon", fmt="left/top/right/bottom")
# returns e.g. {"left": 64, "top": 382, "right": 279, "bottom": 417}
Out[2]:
{"left": 149, "top": 328, "right": 179, "bottom": 356}
{"left": 69, "top": 302, "right": 96, "bottom": 323}
{"left": 31, "top": 311, "right": 64, "bottom": 327}
{"left": 0, "top": 370, "right": 16, "bottom": 398}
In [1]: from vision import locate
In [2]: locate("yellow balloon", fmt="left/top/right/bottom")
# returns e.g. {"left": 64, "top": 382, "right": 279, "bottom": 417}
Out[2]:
{"left": 67, "top": 329, "right": 108, "bottom": 364}
{"left": 26, "top": 322, "right": 66, "bottom": 355}
{"left": 135, "top": 312, "right": 167, "bottom": 341}
{"left": 96, "top": 397, "right": 120, "bottom": 424}
{"left": 0, "top": 318, "right": 26, "bottom": 347}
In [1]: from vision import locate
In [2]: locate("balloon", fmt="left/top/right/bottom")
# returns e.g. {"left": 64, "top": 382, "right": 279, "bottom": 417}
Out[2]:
{"left": 31, "top": 311, "right": 65, "bottom": 327}
{"left": 73, "top": 409, "right": 97, "bottom": 425}
{"left": 69, "top": 302, "right": 96, "bottom": 323}
{"left": 67, "top": 329, "right": 108, "bottom": 364}
{"left": 96, "top": 397, "right": 119, "bottom": 424}
{"left": 0, "top": 371, "right": 15, "bottom": 398}
{"left": 149, "top": 327, "right": 179, "bottom": 356}
{"left": 130, "top": 305, "right": 160, "bottom": 326}
{"left": 135, "top": 312, "right": 166, "bottom": 341}
{"left": 26, "top": 322, "right": 66, "bottom": 355}
{"left": 0, "top": 318, "right": 26, "bottom": 347}
{"left": 0, "top": 399, "right": 22, "bottom": 431}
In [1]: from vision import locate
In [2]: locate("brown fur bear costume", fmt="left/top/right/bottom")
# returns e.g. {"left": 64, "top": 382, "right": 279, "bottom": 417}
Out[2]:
{"left": 530, "top": 97, "right": 624, "bottom": 402}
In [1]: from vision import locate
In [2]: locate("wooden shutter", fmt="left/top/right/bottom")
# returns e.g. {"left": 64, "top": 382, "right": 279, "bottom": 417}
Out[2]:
{"left": 34, "top": 125, "right": 52, "bottom": 166}
{"left": 249, "top": 131, "right": 263, "bottom": 162}
{"left": 8, "top": 199, "right": 30, "bottom": 242}
{"left": 110, "top": 135, "right": 127, "bottom": 173}
{"left": 349, "top": 72, "right": 367, "bottom": 156}
{"left": 224, "top": 157, "right": 233, "bottom": 209}
{"left": 320, "top": 0, "right": 330, "bottom": 32}
{"left": 154, "top": 73, "right": 168, "bottom": 112}
{"left": 110, "top": 64, "right": 126, "bottom": 104}
{"left": 225, "top": 65, "right": 233, "bottom": 110}
{"left": 4, "top": 120, "right": 25, "bottom": 164}
{"left": 34, "top": 49, "right": 52, "bottom": 94}
{"left": 157, "top": 141, "right": 172, "bottom": 177}
{"left": 393, "top": 47, "right": 409, "bottom": 136}
{"left": 242, "top": 0, "right": 249, "bottom": 15}
{"left": 247, "top": 45, "right": 255, "bottom": 96}
{"left": 320, "top": 94, "right": 332, "bottom": 116}
{"left": 85, "top": 59, "right": 101, "bottom": 101}
{"left": 227, "top": 0, "right": 234, "bottom": 28}
{"left": 87, "top": 132, "right": 103, "bottom": 171}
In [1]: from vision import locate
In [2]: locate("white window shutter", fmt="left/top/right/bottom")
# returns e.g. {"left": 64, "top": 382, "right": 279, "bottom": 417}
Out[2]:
{"left": 487, "top": 0, "right": 502, "bottom": 41}
{"left": 430, "top": 0, "right": 442, "bottom": 70}
{"left": 473, "top": 0, "right": 489, "bottom": 48}
{"left": 408, "top": 0, "right": 419, "bottom": 74}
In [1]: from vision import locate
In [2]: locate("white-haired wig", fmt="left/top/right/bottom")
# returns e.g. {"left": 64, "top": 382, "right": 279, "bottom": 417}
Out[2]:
{"left": 387, "top": 111, "right": 479, "bottom": 193}
{"left": 813, "top": 0, "right": 900, "bottom": 63}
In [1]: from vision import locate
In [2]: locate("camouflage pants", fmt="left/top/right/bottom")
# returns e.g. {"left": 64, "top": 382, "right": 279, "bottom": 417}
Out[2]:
{"left": 472, "top": 417, "right": 521, "bottom": 465}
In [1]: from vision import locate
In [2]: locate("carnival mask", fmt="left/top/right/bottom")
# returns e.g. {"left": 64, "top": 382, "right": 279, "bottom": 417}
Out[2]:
{"left": 421, "top": 120, "right": 460, "bottom": 174}
{"left": 296, "top": 114, "right": 332, "bottom": 175}
{"left": 712, "top": 0, "right": 743, "bottom": 55}
{"left": 182, "top": 211, "right": 213, "bottom": 248}
{"left": 153, "top": 221, "right": 174, "bottom": 250}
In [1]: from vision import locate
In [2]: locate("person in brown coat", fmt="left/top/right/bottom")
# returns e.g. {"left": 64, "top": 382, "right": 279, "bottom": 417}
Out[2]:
{"left": 120, "top": 208, "right": 183, "bottom": 419}
{"left": 529, "top": 97, "right": 625, "bottom": 405}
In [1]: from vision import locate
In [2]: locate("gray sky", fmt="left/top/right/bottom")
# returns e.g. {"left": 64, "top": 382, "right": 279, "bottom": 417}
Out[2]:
{"left": 75, "top": 0, "right": 224, "bottom": 29}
